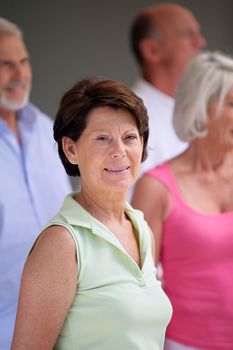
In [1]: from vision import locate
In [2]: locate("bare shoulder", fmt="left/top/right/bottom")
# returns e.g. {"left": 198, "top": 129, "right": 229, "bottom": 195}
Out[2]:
{"left": 132, "top": 175, "right": 172, "bottom": 264}
{"left": 22, "top": 225, "right": 78, "bottom": 306}
{"left": 35, "top": 225, "right": 75, "bottom": 250}
{"left": 29, "top": 225, "right": 77, "bottom": 266}
{"left": 11, "top": 228, "right": 78, "bottom": 349}
{"left": 132, "top": 174, "right": 171, "bottom": 217}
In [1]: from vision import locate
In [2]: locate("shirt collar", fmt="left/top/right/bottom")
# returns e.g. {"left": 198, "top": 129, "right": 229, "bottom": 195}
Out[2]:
{"left": 59, "top": 193, "right": 148, "bottom": 263}
{"left": 0, "top": 103, "right": 37, "bottom": 135}
{"left": 16, "top": 103, "right": 37, "bottom": 124}
{"left": 59, "top": 192, "right": 144, "bottom": 232}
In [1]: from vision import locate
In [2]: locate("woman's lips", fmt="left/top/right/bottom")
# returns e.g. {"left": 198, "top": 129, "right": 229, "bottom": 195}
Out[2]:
{"left": 104, "top": 166, "right": 130, "bottom": 173}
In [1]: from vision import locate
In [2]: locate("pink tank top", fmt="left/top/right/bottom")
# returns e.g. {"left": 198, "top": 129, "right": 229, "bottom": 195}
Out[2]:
{"left": 147, "top": 162, "right": 233, "bottom": 350}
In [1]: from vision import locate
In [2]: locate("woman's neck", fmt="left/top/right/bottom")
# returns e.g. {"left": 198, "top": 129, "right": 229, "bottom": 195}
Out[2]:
{"left": 181, "top": 138, "right": 233, "bottom": 172}
{"left": 75, "top": 189, "right": 127, "bottom": 224}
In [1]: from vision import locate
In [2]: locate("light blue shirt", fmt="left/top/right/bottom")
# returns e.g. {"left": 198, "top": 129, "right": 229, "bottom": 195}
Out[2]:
{"left": 0, "top": 103, "right": 72, "bottom": 350}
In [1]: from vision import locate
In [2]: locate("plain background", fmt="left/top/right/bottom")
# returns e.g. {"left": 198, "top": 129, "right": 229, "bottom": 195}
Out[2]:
{"left": 1, "top": 0, "right": 233, "bottom": 118}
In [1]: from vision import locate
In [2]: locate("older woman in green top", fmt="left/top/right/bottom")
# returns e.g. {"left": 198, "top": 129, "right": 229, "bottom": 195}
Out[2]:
{"left": 11, "top": 77, "right": 172, "bottom": 350}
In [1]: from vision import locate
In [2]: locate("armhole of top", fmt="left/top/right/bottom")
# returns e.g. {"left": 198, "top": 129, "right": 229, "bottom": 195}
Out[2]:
{"left": 29, "top": 222, "right": 81, "bottom": 282}
{"left": 146, "top": 162, "right": 181, "bottom": 218}
{"left": 146, "top": 163, "right": 179, "bottom": 197}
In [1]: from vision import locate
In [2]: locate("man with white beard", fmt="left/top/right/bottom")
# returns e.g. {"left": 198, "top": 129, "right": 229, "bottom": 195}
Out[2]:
{"left": 0, "top": 17, "right": 71, "bottom": 350}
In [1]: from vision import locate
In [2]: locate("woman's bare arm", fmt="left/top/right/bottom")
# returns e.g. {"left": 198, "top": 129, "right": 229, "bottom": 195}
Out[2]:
{"left": 11, "top": 225, "right": 77, "bottom": 350}
{"left": 132, "top": 175, "right": 172, "bottom": 264}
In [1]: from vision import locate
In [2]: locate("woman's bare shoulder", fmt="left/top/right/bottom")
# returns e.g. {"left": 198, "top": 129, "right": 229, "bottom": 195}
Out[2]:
{"left": 132, "top": 173, "right": 171, "bottom": 208}
{"left": 29, "top": 224, "right": 77, "bottom": 264}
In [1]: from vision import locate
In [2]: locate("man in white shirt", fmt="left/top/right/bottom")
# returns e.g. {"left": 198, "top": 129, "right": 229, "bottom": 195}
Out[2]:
{"left": 129, "top": 3, "right": 206, "bottom": 200}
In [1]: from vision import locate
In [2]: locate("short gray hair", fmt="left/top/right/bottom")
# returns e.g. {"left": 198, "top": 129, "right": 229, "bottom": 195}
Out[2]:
{"left": 0, "top": 17, "right": 22, "bottom": 38}
{"left": 173, "top": 51, "right": 233, "bottom": 142}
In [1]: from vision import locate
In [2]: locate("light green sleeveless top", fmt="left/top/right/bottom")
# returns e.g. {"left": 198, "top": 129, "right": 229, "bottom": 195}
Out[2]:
{"left": 46, "top": 193, "right": 172, "bottom": 350}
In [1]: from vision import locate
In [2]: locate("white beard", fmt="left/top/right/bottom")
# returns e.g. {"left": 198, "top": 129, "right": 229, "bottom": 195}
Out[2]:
{"left": 0, "top": 90, "right": 30, "bottom": 111}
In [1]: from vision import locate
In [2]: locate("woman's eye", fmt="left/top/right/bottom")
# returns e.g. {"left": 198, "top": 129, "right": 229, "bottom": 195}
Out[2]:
{"left": 96, "top": 136, "right": 109, "bottom": 141}
{"left": 126, "top": 135, "right": 137, "bottom": 141}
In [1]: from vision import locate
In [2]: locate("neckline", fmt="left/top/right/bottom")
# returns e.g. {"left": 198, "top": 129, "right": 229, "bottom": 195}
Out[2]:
{"left": 164, "top": 162, "right": 233, "bottom": 218}
{"left": 65, "top": 194, "right": 147, "bottom": 271}
{"left": 87, "top": 208, "right": 146, "bottom": 271}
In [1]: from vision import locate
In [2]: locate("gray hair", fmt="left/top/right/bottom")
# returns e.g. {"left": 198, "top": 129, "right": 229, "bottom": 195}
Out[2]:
{"left": 0, "top": 17, "right": 22, "bottom": 38}
{"left": 173, "top": 51, "right": 233, "bottom": 142}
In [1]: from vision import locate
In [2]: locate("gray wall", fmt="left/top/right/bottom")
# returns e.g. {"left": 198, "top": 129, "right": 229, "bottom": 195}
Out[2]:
{"left": 2, "top": 0, "right": 233, "bottom": 117}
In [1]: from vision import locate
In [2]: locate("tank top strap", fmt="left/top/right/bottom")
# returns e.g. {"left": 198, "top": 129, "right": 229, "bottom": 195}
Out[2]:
{"left": 146, "top": 162, "right": 179, "bottom": 201}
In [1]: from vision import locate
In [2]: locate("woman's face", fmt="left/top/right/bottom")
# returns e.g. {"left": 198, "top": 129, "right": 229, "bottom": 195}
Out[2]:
{"left": 207, "top": 88, "right": 233, "bottom": 150}
{"left": 68, "top": 106, "right": 143, "bottom": 195}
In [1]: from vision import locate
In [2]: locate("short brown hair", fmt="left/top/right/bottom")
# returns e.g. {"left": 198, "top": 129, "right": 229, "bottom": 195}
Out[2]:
{"left": 53, "top": 77, "right": 149, "bottom": 176}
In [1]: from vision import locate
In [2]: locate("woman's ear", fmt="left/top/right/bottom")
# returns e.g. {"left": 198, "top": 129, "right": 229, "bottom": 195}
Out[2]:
{"left": 62, "top": 137, "right": 77, "bottom": 164}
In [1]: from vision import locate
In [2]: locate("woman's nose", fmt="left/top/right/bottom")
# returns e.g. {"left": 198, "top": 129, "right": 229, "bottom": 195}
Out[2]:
{"left": 110, "top": 140, "right": 126, "bottom": 158}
